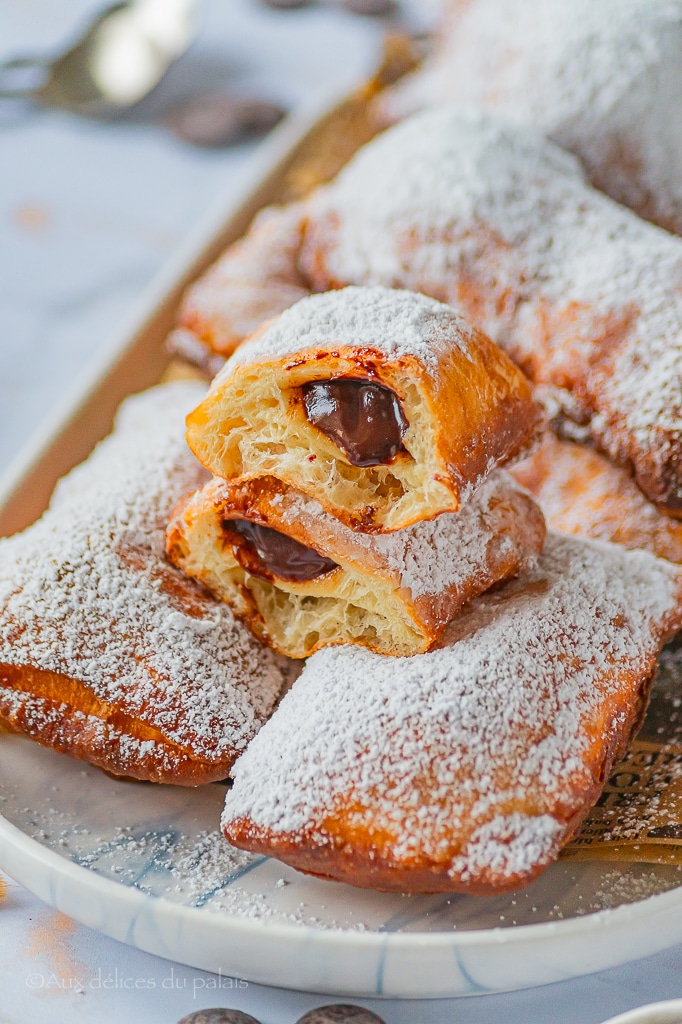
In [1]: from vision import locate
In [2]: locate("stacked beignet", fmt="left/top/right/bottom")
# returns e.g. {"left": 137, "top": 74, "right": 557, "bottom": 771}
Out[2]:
{"left": 0, "top": 384, "right": 293, "bottom": 785}
{"left": 170, "top": 286, "right": 545, "bottom": 659}
{"left": 167, "top": 471, "right": 545, "bottom": 658}
{"left": 185, "top": 287, "right": 541, "bottom": 532}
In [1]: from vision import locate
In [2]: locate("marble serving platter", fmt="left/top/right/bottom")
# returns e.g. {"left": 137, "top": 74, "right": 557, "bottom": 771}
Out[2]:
{"left": 3, "top": 87, "right": 682, "bottom": 1000}
{"left": 4, "top": 728, "right": 682, "bottom": 1000}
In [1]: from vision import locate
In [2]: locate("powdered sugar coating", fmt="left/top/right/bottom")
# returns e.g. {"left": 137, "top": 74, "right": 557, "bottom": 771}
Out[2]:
{"left": 221, "top": 286, "right": 477, "bottom": 379}
{"left": 0, "top": 384, "right": 290, "bottom": 768}
{"left": 223, "top": 534, "right": 682, "bottom": 886}
{"left": 381, "top": 0, "right": 682, "bottom": 235}
{"left": 276, "top": 470, "right": 540, "bottom": 600}
{"left": 300, "top": 108, "right": 682, "bottom": 505}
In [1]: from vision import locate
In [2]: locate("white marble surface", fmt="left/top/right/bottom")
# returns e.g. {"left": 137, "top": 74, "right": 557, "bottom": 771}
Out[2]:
{"left": 0, "top": 0, "right": 404, "bottom": 476}
{"left": 2, "top": 2, "right": 682, "bottom": 1022}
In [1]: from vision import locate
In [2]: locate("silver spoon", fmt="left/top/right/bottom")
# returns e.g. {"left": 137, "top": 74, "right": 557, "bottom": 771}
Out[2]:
{"left": 0, "top": 0, "right": 198, "bottom": 117}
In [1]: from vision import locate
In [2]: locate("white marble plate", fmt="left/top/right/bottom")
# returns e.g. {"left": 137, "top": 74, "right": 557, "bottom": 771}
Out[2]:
{"left": 601, "top": 1000, "right": 682, "bottom": 1024}
{"left": 3, "top": 725, "right": 682, "bottom": 999}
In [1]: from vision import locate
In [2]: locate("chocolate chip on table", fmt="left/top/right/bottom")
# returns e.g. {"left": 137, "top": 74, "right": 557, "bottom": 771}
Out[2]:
{"left": 339, "top": 0, "right": 398, "bottom": 15}
{"left": 176, "top": 1010, "right": 262, "bottom": 1024}
{"left": 163, "top": 94, "right": 286, "bottom": 148}
{"left": 295, "top": 1006, "right": 387, "bottom": 1024}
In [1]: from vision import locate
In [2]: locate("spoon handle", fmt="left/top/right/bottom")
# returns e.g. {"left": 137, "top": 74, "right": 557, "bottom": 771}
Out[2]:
{"left": 0, "top": 56, "right": 50, "bottom": 99}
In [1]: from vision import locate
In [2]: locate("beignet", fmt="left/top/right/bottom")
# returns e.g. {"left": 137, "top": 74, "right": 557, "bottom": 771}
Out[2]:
{"left": 512, "top": 434, "right": 682, "bottom": 564}
{"left": 169, "top": 202, "right": 309, "bottom": 368}
{"left": 166, "top": 471, "right": 545, "bottom": 658}
{"left": 0, "top": 384, "right": 292, "bottom": 785}
{"left": 379, "top": 0, "right": 682, "bottom": 235}
{"left": 222, "top": 534, "right": 682, "bottom": 894}
{"left": 186, "top": 287, "right": 541, "bottom": 532}
{"left": 175, "top": 109, "right": 682, "bottom": 515}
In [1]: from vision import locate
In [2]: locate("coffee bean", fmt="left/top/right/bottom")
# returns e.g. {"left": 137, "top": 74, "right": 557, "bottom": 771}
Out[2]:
{"left": 163, "top": 94, "right": 285, "bottom": 148}
{"left": 339, "top": 0, "right": 398, "bottom": 16}
{"left": 260, "top": 0, "right": 314, "bottom": 8}
{"left": 176, "top": 1009, "right": 262, "bottom": 1024}
{"left": 295, "top": 1005, "right": 387, "bottom": 1024}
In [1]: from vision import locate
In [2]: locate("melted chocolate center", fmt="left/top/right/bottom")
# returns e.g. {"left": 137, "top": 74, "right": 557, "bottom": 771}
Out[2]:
{"left": 227, "top": 519, "right": 338, "bottom": 583}
{"left": 302, "top": 378, "right": 408, "bottom": 467}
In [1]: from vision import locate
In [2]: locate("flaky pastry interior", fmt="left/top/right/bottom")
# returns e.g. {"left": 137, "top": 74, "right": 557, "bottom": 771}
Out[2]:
{"left": 186, "top": 288, "right": 541, "bottom": 533}
{"left": 166, "top": 471, "right": 545, "bottom": 658}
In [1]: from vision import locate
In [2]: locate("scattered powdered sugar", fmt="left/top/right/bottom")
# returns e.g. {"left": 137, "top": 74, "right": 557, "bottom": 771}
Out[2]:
{"left": 381, "top": 0, "right": 682, "bottom": 234}
{"left": 276, "top": 471, "right": 540, "bottom": 599}
{"left": 0, "top": 383, "right": 290, "bottom": 766}
{"left": 224, "top": 534, "right": 682, "bottom": 883}
{"left": 301, "top": 108, "right": 682, "bottom": 498}
{"left": 592, "top": 870, "right": 682, "bottom": 911}
{"left": 222, "top": 286, "right": 477, "bottom": 378}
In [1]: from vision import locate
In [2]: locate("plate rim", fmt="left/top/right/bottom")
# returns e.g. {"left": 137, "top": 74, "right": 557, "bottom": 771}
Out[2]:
{"left": 3, "top": 782, "right": 682, "bottom": 954}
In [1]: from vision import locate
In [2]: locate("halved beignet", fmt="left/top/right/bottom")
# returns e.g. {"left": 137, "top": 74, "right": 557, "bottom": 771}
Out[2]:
{"left": 186, "top": 287, "right": 542, "bottom": 533}
{"left": 0, "top": 384, "right": 293, "bottom": 785}
{"left": 222, "top": 534, "right": 682, "bottom": 894}
{"left": 512, "top": 433, "right": 682, "bottom": 564}
{"left": 166, "top": 470, "right": 545, "bottom": 658}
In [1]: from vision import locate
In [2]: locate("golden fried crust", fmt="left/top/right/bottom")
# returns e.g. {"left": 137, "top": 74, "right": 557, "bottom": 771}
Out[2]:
{"left": 222, "top": 535, "right": 682, "bottom": 893}
{"left": 166, "top": 471, "right": 546, "bottom": 659}
{"left": 172, "top": 203, "right": 310, "bottom": 360}
{"left": 512, "top": 434, "right": 682, "bottom": 563}
{"left": 0, "top": 665, "right": 227, "bottom": 786}
{"left": 0, "top": 385, "right": 291, "bottom": 786}
{"left": 186, "top": 289, "right": 542, "bottom": 533}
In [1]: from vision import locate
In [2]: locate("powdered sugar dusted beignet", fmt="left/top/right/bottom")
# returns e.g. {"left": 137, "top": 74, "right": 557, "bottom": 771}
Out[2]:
{"left": 169, "top": 203, "right": 310, "bottom": 367}
{"left": 186, "top": 287, "right": 541, "bottom": 533}
{"left": 297, "top": 110, "right": 682, "bottom": 515}
{"left": 222, "top": 534, "right": 682, "bottom": 894}
{"left": 379, "top": 0, "right": 682, "bottom": 235}
{"left": 166, "top": 470, "right": 545, "bottom": 658}
{"left": 512, "top": 434, "right": 682, "bottom": 564}
{"left": 0, "top": 384, "right": 291, "bottom": 785}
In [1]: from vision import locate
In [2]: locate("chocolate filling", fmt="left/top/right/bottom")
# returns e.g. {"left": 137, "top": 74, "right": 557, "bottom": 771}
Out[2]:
{"left": 302, "top": 378, "right": 408, "bottom": 467}
{"left": 226, "top": 519, "right": 338, "bottom": 584}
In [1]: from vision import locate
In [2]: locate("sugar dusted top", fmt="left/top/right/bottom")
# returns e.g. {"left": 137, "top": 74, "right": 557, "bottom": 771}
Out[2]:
{"left": 222, "top": 285, "right": 477, "bottom": 378}
{"left": 0, "top": 383, "right": 289, "bottom": 766}
{"left": 223, "top": 533, "right": 682, "bottom": 881}
{"left": 382, "top": 0, "right": 682, "bottom": 234}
